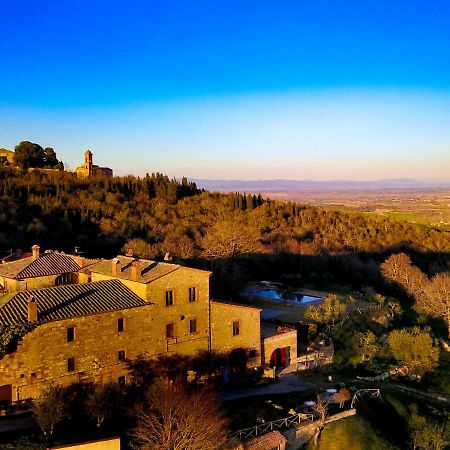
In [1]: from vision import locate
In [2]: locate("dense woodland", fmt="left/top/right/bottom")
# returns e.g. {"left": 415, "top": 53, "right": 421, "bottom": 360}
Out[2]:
{"left": 1, "top": 165, "right": 449, "bottom": 297}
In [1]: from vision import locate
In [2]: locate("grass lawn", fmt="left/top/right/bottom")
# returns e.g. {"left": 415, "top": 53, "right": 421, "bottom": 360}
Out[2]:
{"left": 305, "top": 416, "right": 399, "bottom": 450}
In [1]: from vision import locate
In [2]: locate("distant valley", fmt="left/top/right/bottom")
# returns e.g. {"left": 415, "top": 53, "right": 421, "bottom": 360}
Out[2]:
{"left": 194, "top": 179, "right": 450, "bottom": 231}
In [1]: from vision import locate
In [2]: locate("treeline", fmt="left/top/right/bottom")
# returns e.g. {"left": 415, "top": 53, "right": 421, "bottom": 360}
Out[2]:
{"left": 0, "top": 167, "right": 449, "bottom": 295}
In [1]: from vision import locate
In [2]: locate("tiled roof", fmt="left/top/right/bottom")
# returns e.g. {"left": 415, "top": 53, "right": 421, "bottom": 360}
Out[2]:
{"left": 89, "top": 256, "right": 181, "bottom": 283}
{"left": 0, "top": 253, "right": 82, "bottom": 279}
{"left": 245, "top": 431, "right": 287, "bottom": 450}
{"left": 0, "top": 280, "right": 147, "bottom": 325}
{"left": 1, "top": 251, "right": 33, "bottom": 263}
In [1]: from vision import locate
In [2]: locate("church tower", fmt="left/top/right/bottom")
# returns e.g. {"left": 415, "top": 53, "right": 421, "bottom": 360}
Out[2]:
{"left": 84, "top": 150, "right": 93, "bottom": 176}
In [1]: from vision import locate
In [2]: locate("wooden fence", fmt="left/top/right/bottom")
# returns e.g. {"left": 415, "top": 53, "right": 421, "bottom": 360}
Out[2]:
{"left": 228, "top": 412, "right": 314, "bottom": 440}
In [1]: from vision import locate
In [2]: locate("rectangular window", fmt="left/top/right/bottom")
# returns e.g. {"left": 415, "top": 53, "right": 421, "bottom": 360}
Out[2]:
{"left": 165, "top": 290, "right": 174, "bottom": 306}
{"left": 118, "top": 350, "right": 126, "bottom": 362}
{"left": 118, "top": 375, "right": 126, "bottom": 385}
{"left": 189, "top": 318, "right": 197, "bottom": 334}
{"left": 232, "top": 321, "right": 240, "bottom": 336}
{"left": 117, "top": 318, "right": 124, "bottom": 332}
{"left": 189, "top": 287, "right": 197, "bottom": 303}
{"left": 67, "top": 327, "right": 75, "bottom": 342}
{"left": 166, "top": 323, "right": 175, "bottom": 339}
{"left": 67, "top": 357, "right": 75, "bottom": 372}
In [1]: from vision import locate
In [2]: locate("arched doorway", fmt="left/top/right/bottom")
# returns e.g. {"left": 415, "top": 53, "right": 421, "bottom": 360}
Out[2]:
{"left": 228, "top": 348, "right": 247, "bottom": 376}
{"left": 270, "top": 348, "right": 287, "bottom": 368}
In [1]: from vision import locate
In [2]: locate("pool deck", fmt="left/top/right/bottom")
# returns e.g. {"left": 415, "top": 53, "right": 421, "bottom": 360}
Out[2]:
{"left": 242, "top": 282, "right": 332, "bottom": 325}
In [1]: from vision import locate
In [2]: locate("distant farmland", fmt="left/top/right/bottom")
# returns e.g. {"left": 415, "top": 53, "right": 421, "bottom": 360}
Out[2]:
{"left": 248, "top": 188, "right": 450, "bottom": 231}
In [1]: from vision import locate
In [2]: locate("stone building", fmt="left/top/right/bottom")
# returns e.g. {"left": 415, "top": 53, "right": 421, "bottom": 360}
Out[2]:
{"left": 0, "top": 245, "right": 94, "bottom": 294}
{"left": 0, "top": 253, "right": 285, "bottom": 401}
{"left": 210, "top": 300, "right": 262, "bottom": 373}
{"left": 75, "top": 150, "right": 113, "bottom": 179}
{"left": 0, "top": 148, "right": 14, "bottom": 167}
{"left": 88, "top": 256, "right": 263, "bottom": 369}
{"left": 0, "top": 280, "right": 154, "bottom": 401}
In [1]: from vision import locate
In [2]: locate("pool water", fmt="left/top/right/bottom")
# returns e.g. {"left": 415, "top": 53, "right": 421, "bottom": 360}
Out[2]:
{"left": 252, "top": 288, "right": 322, "bottom": 304}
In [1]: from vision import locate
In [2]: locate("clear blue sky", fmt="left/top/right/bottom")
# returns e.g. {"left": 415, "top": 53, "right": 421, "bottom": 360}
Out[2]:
{"left": 1, "top": 0, "right": 449, "bottom": 180}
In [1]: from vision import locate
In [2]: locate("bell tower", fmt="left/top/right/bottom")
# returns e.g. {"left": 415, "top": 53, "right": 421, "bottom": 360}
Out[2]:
{"left": 84, "top": 150, "right": 93, "bottom": 176}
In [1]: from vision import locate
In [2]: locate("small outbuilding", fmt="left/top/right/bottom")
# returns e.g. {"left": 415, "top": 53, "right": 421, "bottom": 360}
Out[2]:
{"left": 245, "top": 430, "right": 287, "bottom": 450}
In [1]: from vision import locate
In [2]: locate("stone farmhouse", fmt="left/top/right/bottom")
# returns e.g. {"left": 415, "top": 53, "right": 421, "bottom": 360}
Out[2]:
{"left": 75, "top": 150, "right": 113, "bottom": 178}
{"left": 0, "top": 247, "right": 297, "bottom": 402}
{"left": 0, "top": 246, "right": 297, "bottom": 401}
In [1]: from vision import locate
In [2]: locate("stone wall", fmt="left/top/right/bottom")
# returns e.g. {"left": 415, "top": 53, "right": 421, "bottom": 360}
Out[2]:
{"left": 210, "top": 301, "right": 261, "bottom": 368}
{"left": 287, "top": 409, "right": 357, "bottom": 448}
{"left": 92, "top": 267, "right": 212, "bottom": 355}
{"left": 262, "top": 330, "right": 297, "bottom": 368}
{"left": 0, "top": 294, "right": 212, "bottom": 401}
{"left": 0, "top": 274, "right": 60, "bottom": 293}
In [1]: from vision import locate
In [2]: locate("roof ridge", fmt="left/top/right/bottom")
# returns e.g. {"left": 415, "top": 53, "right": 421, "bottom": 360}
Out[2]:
{"left": 8, "top": 278, "right": 122, "bottom": 297}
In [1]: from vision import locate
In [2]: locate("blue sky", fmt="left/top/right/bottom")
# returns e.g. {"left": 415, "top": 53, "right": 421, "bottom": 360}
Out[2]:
{"left": 1, "top": 0, "right": 449, "bottom": 180}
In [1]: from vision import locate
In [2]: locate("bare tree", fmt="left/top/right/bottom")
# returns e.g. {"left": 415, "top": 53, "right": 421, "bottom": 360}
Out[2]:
{"left": 381, "top": 253, "right": 427, "bottom": 298}
{"left": 381, "top": 253, "right": 450, "bottom": 338}
{"left": 201, "top": 219, "right": 262, "bottom": 259}
{"left": 422, "top": 273, "right": 450, "bottom": 339}
{"left": 312, "top": 399, "right": 329, "bottom": 445}
{"left": 132, "top": 379, "right": 228, "bottom": 450}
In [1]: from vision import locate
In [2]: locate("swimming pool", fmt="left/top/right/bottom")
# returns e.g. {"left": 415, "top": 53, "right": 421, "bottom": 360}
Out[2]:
{"left": 251, "top": 288, "right": 322, "bottom": 304}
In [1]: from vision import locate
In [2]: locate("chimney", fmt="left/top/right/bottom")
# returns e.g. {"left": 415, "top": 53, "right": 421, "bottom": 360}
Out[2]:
{"left": 131, "top": 261, "right": 140, "bottom": 281}
{"left": 164, "top": 252, "right": 173, "bottom": 262}
{"left": 27, "top": 296, "right": 38, "bottom": 322}
{"left": 31, "top": 245, "right": 40, "bottom": 261}
{"left": 112, "top": 258, "right": 120, "bottom": 276}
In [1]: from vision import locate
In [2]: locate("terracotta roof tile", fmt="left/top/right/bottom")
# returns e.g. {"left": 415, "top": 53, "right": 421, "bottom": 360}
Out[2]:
{"left": 0, "top": 280, "right": 147, "bottom": 325}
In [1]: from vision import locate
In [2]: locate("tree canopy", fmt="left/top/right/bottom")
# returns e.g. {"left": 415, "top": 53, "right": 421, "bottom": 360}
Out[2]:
{"left": 387, "top": 327, "right": 439, "bottom": 376}
{"left": 382, "top": 253, "right": 450, "bottom": 338}
{"left": 13, "top": 141, "right": 63, "bottom": 169}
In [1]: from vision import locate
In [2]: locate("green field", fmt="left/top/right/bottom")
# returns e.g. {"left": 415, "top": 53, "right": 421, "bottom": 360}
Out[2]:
{"left": 305, "top": 415, "right": 399, "bottom": 450}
